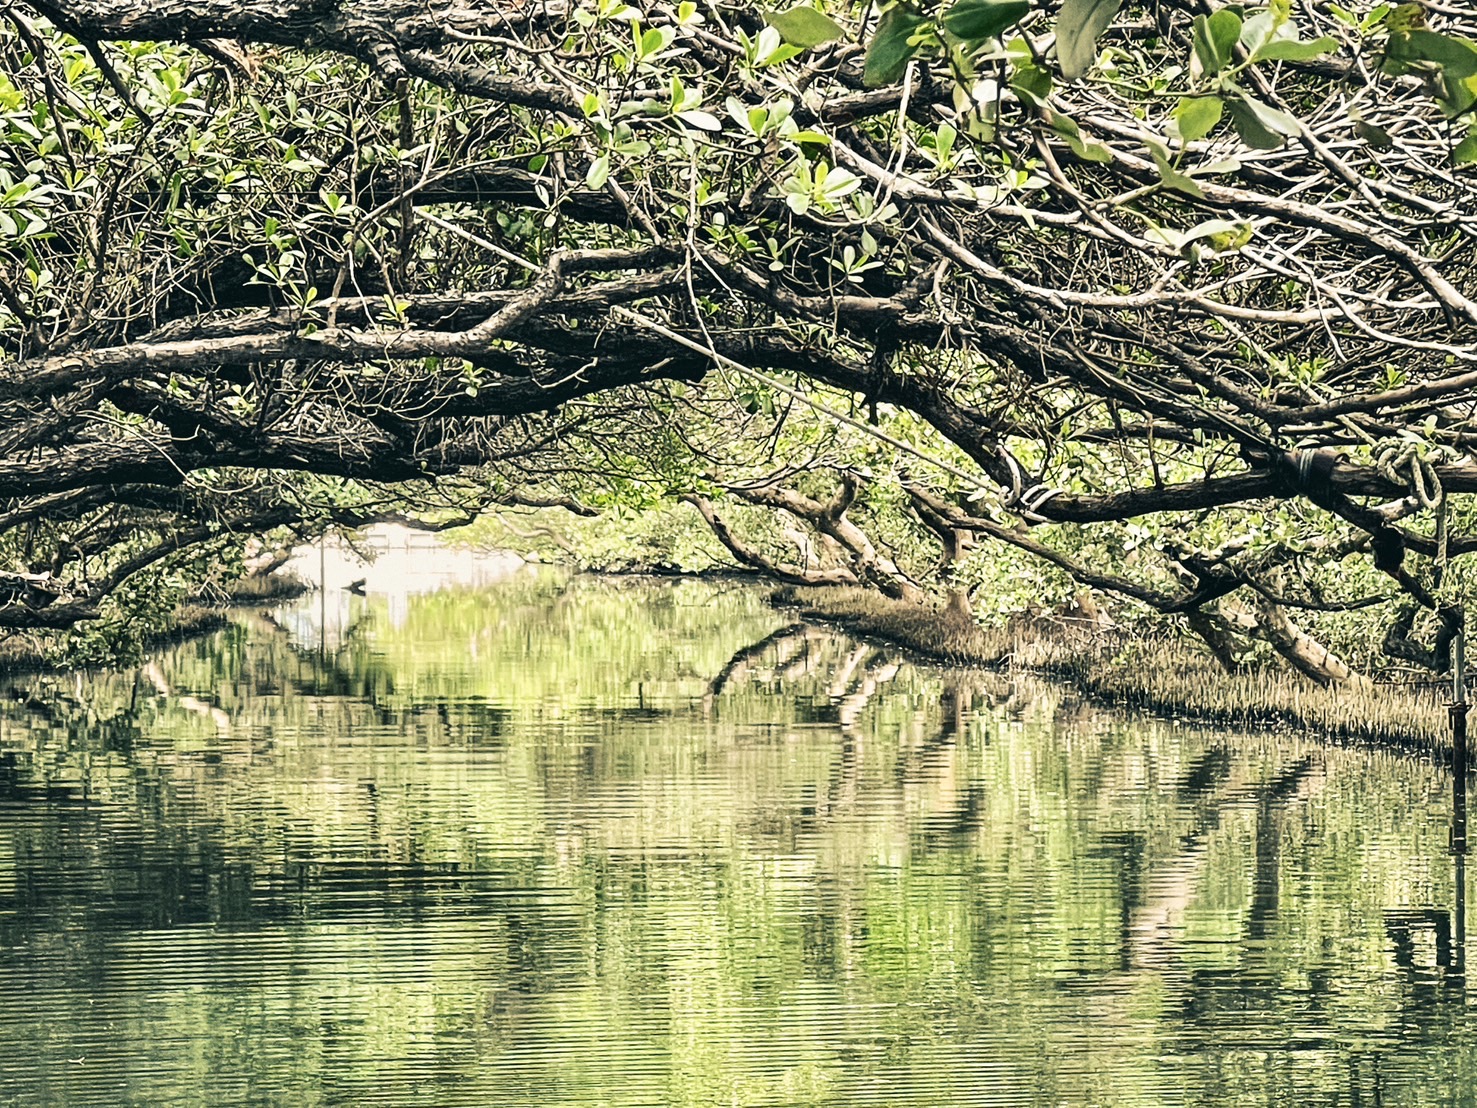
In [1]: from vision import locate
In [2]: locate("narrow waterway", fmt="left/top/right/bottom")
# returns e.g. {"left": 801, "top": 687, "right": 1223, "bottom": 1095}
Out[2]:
{"left": 0, "top": 570, "right": 1472, "bottom": 1106}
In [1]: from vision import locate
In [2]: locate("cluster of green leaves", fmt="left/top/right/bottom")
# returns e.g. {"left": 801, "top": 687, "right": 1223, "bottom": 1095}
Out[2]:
{"left": 54, "top": 561, "right": 200, "bottom": 668}
{"left": 1377, "top": 3, "right": 1477, "bottom": 160}
{"left": 826, "top": 0, "right": 1477, "bottom": 190}
{"left": 451, "top": 501, "right": 730, "bottom": 573}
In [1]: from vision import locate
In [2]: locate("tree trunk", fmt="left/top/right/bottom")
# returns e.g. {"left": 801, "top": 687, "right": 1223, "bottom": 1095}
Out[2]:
{"left": 906, "top": 484, "right": 976, "bottom": 618}
{"left": 1227, "top": 597, "right": 1369, "bottom": 687}
{"left": 1184, "top": 606, "right": 1244, "bottom": 674}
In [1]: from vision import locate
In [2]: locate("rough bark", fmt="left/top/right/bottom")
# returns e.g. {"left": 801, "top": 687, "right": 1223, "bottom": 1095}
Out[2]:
{"left": 906, "top": 483, "right": 975, "bottom": 620}
{"left": 1226, "top": 598, "right": 1369, "bottom": 688}
{"left": 1183, "top": 606, "right": 1245, "bottom": 675}
{"left": 28, "top": 0, "right": 584, "bottom": 112}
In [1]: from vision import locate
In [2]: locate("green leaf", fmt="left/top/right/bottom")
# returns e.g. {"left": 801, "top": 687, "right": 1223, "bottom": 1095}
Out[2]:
{"left": 1226, "top": 93, "right": 1301, "bottom": 152}
{"left": 677, "top": 110, "right": 723, "bottom": 131}
{"left": 1010, "top": 62, "right": 1054, "bottom": 103}
{"left": 1454, "top": 130, "right": 1477, "bottom": 165}
{"left": 1145, "top": 217, "right": 1253, "bottom": 256}
{"left": 586, "top": 153, "right": 610, "bottom": 189}
{"left": 765, "top": 6, "right": 847, "bottom": 49}
{"left": 1147, "top": 138, "right": 1204, "bottom": 197}
{"left": 1189, "top": 155, "right": 1242, "bottom": 176}
{"left": 1385, "top": 29, "right": 1477, "bottom": 79}
{"left": 1055, "top": 0, "right": 1121, "bottom": 81}
{"left": 1239, "top": 93, "right": 1301, "bottom": 137}
{"left": 1252, "top": 35, "right": 1339, "bottom": 62}
{"left": 863, "top": 6, "right": 927, "bottom": 87}
{"left": 1384, "top": 2, "right": 1427, "bottom": 34}
{"left": 1238, "top": 10, "right": 1276, "bottom": 55}
{"left": 1196, "top": 219, "right": 1254, "bottom": 252}
{"left": 1172, "top": 95, "right": 1223, "bottom": 142}
{"left": 1191, "top": 9, "right": 1242, "bottom": 77}
{"left": 942, "top": 0, "right": 1029, "bottom": 42}
{"left": 1207, "top": 8, "right": 1244, "bottom": 61}
{"left": 1437, "top": 74, "right": 1477, "bottom": 119}
{"left": 1227, "top": 99, "right": 1282, "bottom": 149}
{"left": 1049, "top": 112, "right": 1113, "bottom": 162}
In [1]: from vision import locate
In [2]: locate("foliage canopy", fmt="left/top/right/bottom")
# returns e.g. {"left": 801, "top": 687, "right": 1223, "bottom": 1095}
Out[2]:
{"left": 6, "top": 0, "right": 1477, "bottom": 678}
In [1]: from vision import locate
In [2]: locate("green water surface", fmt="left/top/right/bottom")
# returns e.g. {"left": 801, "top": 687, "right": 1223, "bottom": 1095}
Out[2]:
{"left": 0, "top": 571, "right": 1471, "bottom": 1106}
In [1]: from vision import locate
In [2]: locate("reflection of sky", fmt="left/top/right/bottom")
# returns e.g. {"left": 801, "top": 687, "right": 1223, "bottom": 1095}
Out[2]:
{"left": 280, "top": 524, "right": 527, "bottom": 644}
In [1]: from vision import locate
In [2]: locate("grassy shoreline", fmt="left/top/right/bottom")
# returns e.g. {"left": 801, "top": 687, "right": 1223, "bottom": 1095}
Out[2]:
{"left": 0, "top": 573, "right": 310, "bottom": 677}
{"left": 2, "top": 570, "right": 1458, "bottom": 751}
{"left": 772, "top": 586, "right": 1456, "bottom": 752}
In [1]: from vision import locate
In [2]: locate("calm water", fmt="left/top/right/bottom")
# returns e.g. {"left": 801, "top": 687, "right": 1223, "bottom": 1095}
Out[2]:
{"left": 0, "top": 571, "right": 1473, "bottom": 1106}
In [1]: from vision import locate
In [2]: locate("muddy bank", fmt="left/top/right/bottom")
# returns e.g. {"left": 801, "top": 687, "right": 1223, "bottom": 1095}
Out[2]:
{"left": 773, "top": 586, "right": 1454, "bottom": 751}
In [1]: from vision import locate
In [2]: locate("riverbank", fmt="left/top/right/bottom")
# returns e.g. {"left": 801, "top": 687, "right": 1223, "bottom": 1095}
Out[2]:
{"left": 773, "top": 586, "right": 1455, "bottom": 751}
{"left": 0, "top": 573, "right": 310, "bottom": 676}
{"left": 207, "top": 571, "right": 312, "bottom": 605}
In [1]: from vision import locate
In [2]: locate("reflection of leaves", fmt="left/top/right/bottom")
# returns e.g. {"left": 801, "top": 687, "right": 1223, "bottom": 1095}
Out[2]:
{"left": 1055, "top": 0, "right": 1120, "bottom": 81}
{"left": 863, "top": 6, "right": 927, "bottom": 87}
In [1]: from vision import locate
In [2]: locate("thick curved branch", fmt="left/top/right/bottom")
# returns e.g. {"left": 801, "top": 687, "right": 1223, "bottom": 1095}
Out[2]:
{"left": 27, "top": 0, "right": 582, "bottom": 109}
{"left": 726, "top": 473, "right": 922, "bottom": 601}
{"left": 904, "top": 483, "right": 1177, "bottom": 611}
{"left": 680, "top": 494, "right": 860, "bottom": 588}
